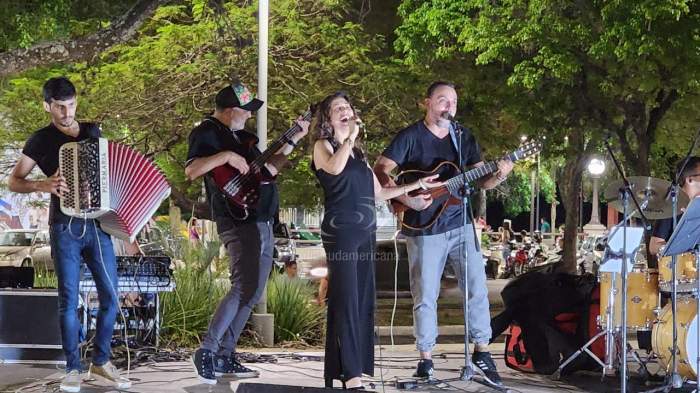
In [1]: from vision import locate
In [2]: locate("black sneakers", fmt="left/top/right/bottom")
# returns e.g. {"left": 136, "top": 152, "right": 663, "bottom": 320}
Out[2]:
{"left": 214, "top": 354, "right": 260, "bottom": 378}
{"left": 413, "top": 359, "right": 434, "bottom": 379}
{"left": 472, "top": 351, "right": 502, "bottom": 386}
{"left": 192, "top": 348, "right": 216, "bottom": 385}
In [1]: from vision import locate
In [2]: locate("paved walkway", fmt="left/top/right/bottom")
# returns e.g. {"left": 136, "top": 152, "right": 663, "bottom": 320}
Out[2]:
{"left": 1, "top": 343, "right": 692, "bottom": 393}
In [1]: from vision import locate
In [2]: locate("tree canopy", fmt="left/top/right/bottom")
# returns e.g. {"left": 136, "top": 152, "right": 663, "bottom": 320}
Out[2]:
{"left": 395, "top": 0, "right": 700, "bottom": 271}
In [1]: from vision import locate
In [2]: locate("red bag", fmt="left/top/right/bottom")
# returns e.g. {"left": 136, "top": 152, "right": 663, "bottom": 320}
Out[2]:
{"left": 504, "top": 323, "right": 535, "bottom": 372}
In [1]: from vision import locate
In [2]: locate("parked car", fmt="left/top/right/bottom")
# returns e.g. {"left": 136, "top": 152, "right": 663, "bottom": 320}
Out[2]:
{"left": 273, "top": 222, "right": 297, "bottom": 266}
{"left": 0, "top": 229, "right": 53, "bottom": 271}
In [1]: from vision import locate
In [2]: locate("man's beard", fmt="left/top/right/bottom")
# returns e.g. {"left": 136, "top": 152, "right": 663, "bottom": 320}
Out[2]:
{"left": 436, "top": 112, "right": 451, "bottom": 127}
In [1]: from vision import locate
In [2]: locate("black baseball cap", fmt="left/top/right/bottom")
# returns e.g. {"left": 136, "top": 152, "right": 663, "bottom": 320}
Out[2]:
{"left": 215, "top": 82, "right": 264, "bottom": 111}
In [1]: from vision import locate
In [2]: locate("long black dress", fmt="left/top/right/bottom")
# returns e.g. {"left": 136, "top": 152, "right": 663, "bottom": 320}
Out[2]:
{"left": 312, "top": 141, "right": 376, "bottom": 386}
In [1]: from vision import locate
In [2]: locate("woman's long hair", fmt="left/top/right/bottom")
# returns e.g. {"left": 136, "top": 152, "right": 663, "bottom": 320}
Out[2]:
{"left": 310, "top": 91, "right": 366, "bottom": 162}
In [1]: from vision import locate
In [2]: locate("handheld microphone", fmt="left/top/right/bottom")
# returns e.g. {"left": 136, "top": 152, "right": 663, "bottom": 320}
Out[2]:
{"left": 351, "top": 116, "right": 364, "bottom": 138}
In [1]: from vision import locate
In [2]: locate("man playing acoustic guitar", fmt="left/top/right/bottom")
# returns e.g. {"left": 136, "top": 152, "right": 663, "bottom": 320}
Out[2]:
{"left": 374, "top": 81, "right": 513, "bottom": 386}
{"left": 185, "top": 81, "right": 309, "bottom": 384}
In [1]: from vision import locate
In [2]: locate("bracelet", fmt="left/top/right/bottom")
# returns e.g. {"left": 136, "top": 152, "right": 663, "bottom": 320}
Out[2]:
{"left": 286, "top": 139, "right": 297, "bottom": 147}
{"left": 496, "top": 172, "right": 507, "bottom": 182}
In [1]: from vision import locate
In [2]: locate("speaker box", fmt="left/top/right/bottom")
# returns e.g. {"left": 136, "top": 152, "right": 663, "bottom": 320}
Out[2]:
{"left": 235, "top": 383, "right": 370, "bottom": 392}
{"left": 0, "top": 266, "right": 34, "bottom": 288}
{"left": 0, "top": 289, "right": 64, "bottom": 364}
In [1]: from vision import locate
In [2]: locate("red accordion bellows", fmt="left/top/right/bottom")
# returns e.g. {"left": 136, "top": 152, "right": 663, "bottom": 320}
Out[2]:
{"left": 59, "top": 138, "right": 171, "bottom": 242}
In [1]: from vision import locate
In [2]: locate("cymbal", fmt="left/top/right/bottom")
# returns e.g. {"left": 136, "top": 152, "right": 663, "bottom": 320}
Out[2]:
{"left": 604, "top": 176, "right": 689, "bottom": 220}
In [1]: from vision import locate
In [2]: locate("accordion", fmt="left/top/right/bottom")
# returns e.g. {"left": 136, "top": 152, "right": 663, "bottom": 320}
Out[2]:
{"left": 59, "top": 138, "right": 171, "bottom": 242}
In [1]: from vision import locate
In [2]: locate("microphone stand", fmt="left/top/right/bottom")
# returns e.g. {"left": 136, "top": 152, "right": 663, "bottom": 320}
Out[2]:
{"left": 603, "top": 132, "right": 652, "bottom": 393}
{"left": 452, "top": 119, "right": 483, "bottom": 383}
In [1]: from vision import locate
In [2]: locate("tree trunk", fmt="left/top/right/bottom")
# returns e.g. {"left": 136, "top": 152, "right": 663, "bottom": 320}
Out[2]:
{"left": 0, "top": 0, "right": 164, "bottom": 77}
{"left": 168, "top": 186, "right": 210, "bottom": 220}
{"left": 559, "top": 131, "right": 587, "bottom": 273}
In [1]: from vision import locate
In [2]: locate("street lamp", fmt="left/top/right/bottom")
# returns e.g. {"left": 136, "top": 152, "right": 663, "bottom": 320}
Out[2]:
{"left": 583, "top": 157, "right": 606, "bottom": 234}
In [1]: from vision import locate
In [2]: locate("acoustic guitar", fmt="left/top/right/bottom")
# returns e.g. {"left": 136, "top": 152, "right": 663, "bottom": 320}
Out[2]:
{"left": 391, "top": 140, "right": 542, "bottom": 230}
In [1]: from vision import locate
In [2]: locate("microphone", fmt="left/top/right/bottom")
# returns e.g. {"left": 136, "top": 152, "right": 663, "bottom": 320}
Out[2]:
{"left": 444, "top": 113, "right": 461, "bottom": 133}
{"left": 351, "top": 116, "right": 364, "bottom": 137}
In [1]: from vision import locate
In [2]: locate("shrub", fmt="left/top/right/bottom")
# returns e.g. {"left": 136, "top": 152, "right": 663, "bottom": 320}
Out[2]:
{"left": 266, "top": 272, "right": 325, "bottom": 345}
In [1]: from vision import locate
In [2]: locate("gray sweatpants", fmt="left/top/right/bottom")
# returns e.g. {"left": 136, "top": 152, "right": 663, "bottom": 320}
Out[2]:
{"left": 406, "top": 225, "right": 491, "bottom": 351}
{"left": 200, "top": 221, "right": 273, "bottom": 356}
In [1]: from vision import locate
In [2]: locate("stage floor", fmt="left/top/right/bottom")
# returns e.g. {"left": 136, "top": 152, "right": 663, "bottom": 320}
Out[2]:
{"left": 1, "top": 343, "right": 694, "bottom": 393}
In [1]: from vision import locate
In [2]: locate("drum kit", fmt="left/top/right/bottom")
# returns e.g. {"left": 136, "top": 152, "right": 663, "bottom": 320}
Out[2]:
{"left": 553, "top": 175, "right": 700, "bottom": 392}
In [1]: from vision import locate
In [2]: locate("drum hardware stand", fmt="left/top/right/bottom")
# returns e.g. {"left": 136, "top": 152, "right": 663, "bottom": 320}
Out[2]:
{"left": 550, "top": 249, "right": 650, "bottom": 382}
{"left": 644, "top": 130, "right": 700, "bottom": 393}
{"left": 602, "top": 133, "right": 653, "bottom": 392}
{"left": 551, "top": 197, "right": 650, "bottom": 383}
{"left": 641, "top": 197, "right": 700, "bottom": 393}
{"left": 694, "top": 244, "right": 700, "bottom": 393}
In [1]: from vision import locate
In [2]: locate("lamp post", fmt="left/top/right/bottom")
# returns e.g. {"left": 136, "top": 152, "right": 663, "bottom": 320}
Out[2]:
{"left": 583, "top": 157, "right": 606, "bottom": 235}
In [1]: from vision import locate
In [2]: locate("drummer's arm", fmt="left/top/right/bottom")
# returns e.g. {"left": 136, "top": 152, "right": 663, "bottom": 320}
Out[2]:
{"left": 649, "top": 236, "right": 666, "bottom": 256}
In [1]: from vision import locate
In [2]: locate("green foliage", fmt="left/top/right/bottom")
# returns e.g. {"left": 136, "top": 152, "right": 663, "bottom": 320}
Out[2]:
{"left": 267, "top": 272, "right": 325, "bottom": 344}
{"left": 0, "top": 0, "right": 137, "bottom": 51}
{"left": 0, "top": 0, "right": 424, "bottom": 210}
{"left": 160, "top": 265, "right": 230, "bottom": 347}
{"left": 480, "top": 232, "right": 490, "bottom": 247}
{"left": 490, "top": 162, "right": 555, "bottom": 216}
{"left": 34, "top": 268, "right": 58, "bottom": 288}
{"left": 155, "top": 220, "right": 228, "bottom": 347}
{"left": 395, "top": 0, "right": 700, "bottom": 175}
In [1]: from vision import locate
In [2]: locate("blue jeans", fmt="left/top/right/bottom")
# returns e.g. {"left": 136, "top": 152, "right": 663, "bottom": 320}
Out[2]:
{"left": 51, "top": 219, "right": 118, "bottom": 372}
{"left": 405, "top": 225, "right": 491, "bottom": 351}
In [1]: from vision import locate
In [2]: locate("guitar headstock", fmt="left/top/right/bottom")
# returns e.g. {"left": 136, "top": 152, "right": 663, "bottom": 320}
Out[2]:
{"left": 507, "top": 139, "right": 543, "bottom": 162}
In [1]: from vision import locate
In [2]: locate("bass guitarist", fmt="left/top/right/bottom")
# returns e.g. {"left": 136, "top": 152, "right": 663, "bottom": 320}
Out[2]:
{"left": 373, "top": 81, "right": 513, "bottom": 386}
{"left": 185, "top": 81, "right": 309, "bottom": 384}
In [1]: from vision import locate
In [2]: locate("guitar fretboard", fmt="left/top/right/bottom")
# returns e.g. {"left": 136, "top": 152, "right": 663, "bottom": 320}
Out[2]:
{"left": 224, "top": 109, "right": 313, "bottom": 192}
{"left": 444, "top": 150, "right": 521, "bottom": 194}
{"left": 445, "top": 162, "right": 498, "bottom": 194}
{"left": 249, "top": 110, "right": 313, "bottom": 171}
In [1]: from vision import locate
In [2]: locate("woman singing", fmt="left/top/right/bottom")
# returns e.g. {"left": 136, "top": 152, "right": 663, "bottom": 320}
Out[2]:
{"left": 311, "top": 92, "right": 440, "bottom": 389}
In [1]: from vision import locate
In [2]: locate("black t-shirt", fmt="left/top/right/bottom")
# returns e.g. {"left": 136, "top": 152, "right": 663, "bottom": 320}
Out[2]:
{"left": 652, "top": 215, "right": 682, "bottom": 242}
{"left": 186, "top": 117, "right": 279, "bottom": 233}
{"left": 22, "top": 122, "right": 101, "bottom": 225}
{"left": 382, "top": 120, "right": 482, "bottom": 236}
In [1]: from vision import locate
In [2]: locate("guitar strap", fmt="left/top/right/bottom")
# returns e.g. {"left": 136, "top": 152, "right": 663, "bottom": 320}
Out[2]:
{"left": 201, "top": 117, "right": 250, "bottom": 221}
{"left": 203, "top": 117, "right": 242, "bottom": 144}
{"left": 448, "top": 122, "right": 460, "bottom": 155}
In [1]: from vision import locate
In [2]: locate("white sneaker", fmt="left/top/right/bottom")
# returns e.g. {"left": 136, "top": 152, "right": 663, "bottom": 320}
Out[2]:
{"left": 60, "top": 370, "right": 81, "bottom": 392}
{"left": 88, "top": 361, "right": 132, "bottom": 389}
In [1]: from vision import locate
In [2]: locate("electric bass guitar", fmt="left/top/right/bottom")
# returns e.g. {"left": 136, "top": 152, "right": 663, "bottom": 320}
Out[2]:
{"left": 211, "top": 107, "right": 314, "bottom": 219}
{"left": 391, "top": 140, "right": 542, "bottom": 230}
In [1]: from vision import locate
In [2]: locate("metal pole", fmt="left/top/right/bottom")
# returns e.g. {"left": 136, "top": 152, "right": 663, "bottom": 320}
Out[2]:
{"left": 253, "top": 0, "right": 273, "bottom": 346}
{"left": 621, "top": 190, "right": 628, "bottom": 393}
{"left": 257, "top": 0, "right": 268, "bottom": 150}
{"left": 530, "top": 169, "right": 536, "bottom": 235}
{"left": 535, "top": 153, "right": 541, "bottom": 232}
{"left": 696, "top": 247, "right": 700, "bottom": 391}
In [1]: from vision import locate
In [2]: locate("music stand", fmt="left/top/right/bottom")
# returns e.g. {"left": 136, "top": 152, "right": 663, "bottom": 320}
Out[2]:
{"left": 599, "top": 225, "right": 645, "bottom": 274}
{"left": 661, "top": 197, "right": 700, "bottom": 259}
{"left": 660, "top": 197, "right": 700, "bottom": 391}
